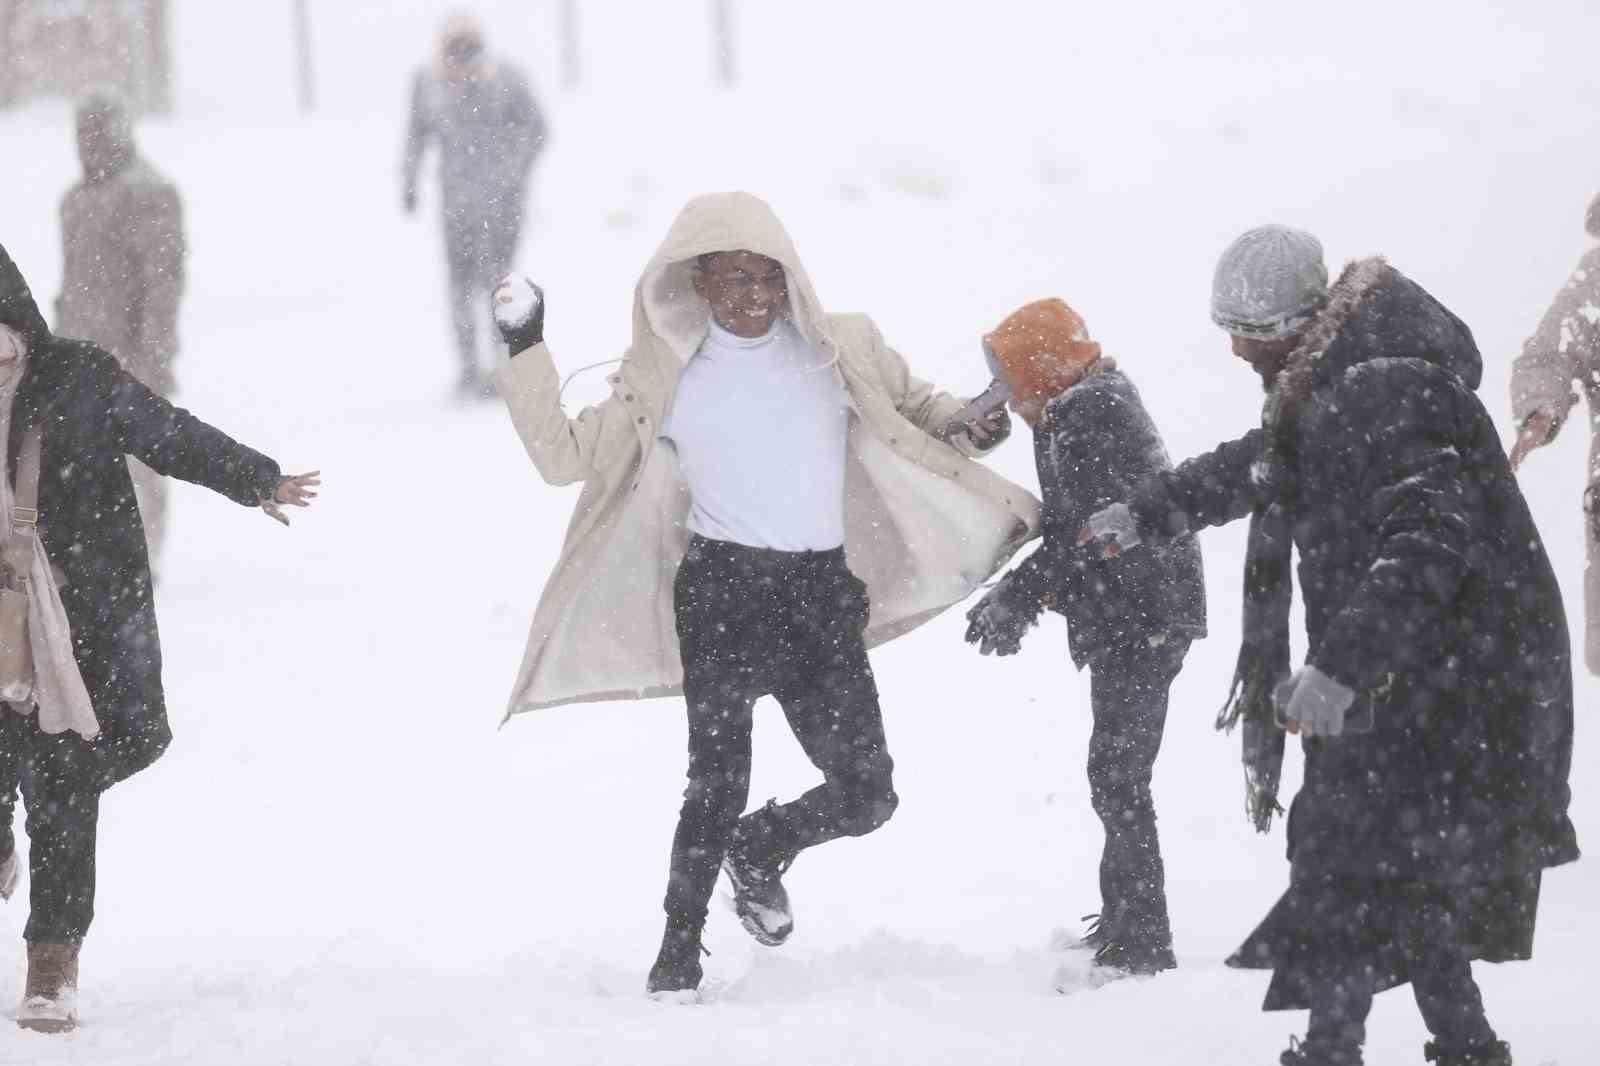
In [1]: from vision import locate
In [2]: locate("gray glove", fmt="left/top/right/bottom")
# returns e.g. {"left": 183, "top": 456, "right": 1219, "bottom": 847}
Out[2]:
{"left": 1272, "top": 665, "right": 1356, "bottom": 738}
{"left": 1080, "top": 502, "right": 1142, "bottom": 555}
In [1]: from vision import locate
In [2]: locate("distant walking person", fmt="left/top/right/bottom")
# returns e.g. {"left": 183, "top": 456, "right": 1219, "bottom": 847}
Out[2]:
{"left": 0, "top": 244, "right": 320, "bottom": 1034}
{"left": 963, "top": 299, "right": 1205, "bottom": 985}
{"left": 1509, "top": 188, "right": 1600, "bottom": 675}
{"left": 402, "top": 13, "right": 547, "bottom": 398}
{"left": 56, "top": 93, "right": 185, "bottom": 567}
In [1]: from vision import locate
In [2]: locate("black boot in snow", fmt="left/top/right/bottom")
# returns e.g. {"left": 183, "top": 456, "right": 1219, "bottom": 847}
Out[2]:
{"left": 1279, "top": 1035, "right": 1363, "bottom": 1066}
{"left": 1424, "top": 1039, "right": 1512, "bottom": 1066}
{"left": 645, "top": 920, "right": 705, "bottom": 1001}
{"left": 1088, "top": 936, "right": 1175, "bottom": 984}
{"left": 723, "top": 802, "right": 795, "bottom": 947}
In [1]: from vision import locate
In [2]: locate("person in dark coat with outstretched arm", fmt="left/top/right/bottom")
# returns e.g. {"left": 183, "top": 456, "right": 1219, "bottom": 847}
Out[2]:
{"left": 962, "top": 298, "right": 1205, "bottom": 985}
{"left": 1082, "top": 226, "right": 1578, "bottom": 1066}
{"left": 0, "top": 244, "right": 319, "bottom": 1034}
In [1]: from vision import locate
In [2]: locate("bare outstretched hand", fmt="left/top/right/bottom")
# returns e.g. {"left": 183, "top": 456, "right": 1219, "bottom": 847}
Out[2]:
{"left": 261, "top": 471, "right": 321, "bottom": 527}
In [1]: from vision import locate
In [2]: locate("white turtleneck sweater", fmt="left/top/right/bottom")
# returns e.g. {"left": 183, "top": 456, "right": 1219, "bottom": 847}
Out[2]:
{"left": 662, "top": 318, "right": 850, "bottom": 551}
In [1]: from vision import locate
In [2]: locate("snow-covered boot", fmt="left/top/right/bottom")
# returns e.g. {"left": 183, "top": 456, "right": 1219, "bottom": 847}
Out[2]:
{"left": 1279, "top": 1035, "right": 1362, "bottom": 1066}
{"left": 1423, "top": 1039, "right": 1512, "bottom": 1066}
{"left": 645, "top": 920, "right": 705, "bottom": 1001}
{"left": 722, "top": 802, "right": 795, "bottom": 947}
{"left": 1089, "top": 936, "right": 1175, "bottom": 983}
{"left": 16, "top": 942, "right": 79, "bottom": 1033}
{"left": 0, "top": 847, "right": 16, "bottom": 902}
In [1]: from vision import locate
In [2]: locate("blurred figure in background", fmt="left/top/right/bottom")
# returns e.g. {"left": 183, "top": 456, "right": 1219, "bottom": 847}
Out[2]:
{"left": 56, "top": 93, "right": 185, "bottom": 569}
{"left": 1508, "top": 188, "right": 1600, "bottom": 676}
{"left": 402, "top": 12, "right": 547, "bottom": 399}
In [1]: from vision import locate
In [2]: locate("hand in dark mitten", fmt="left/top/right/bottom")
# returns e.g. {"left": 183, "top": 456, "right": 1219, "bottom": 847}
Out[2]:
{"left": 492, "top": 275, "right": 545, "bottom": 354}
{"left": 1587, "top": 481, "right": 1599, "bottom": 541}
{"left": 402, "top": 186, "right": 418, "bottom": 214}
{"left": 963, "top": 576, "right": 1029, "bottom": 656}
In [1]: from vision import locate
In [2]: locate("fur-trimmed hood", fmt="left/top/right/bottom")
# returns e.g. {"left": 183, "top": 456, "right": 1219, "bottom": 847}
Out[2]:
{"left": 1265, "top": 257, "right": 1481, "bottom": 448}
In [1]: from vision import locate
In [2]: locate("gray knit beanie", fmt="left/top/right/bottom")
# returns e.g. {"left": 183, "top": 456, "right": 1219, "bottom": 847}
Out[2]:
{"left": 1210, "top": 224, "right": 1329, "bottom": 338}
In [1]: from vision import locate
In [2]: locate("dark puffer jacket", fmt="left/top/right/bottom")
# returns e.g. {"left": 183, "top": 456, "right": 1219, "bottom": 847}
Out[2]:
{"left": 1128, "top": 259, "right": 1577, "bottom": 956}
{"left": 996, "top": 367, "right": 1205, "bottom": 667}
{"left": 0, "top": 245, "right": 282, "bottom": 789}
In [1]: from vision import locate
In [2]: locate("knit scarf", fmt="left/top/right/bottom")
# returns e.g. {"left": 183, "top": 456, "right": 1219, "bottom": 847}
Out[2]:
{"left": 1215, "top": 257, "right": 1386, "bottom": 833}
{"left": 1216, "top": 465, "right": 1294, "bottom": 833}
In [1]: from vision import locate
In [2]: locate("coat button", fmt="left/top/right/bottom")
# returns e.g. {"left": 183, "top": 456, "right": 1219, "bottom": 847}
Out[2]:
{"left": 625, "top": 394, "right": 635, "bottom": 402}
{"left": 637, "top": 416, "right": 648, "bottom": 425}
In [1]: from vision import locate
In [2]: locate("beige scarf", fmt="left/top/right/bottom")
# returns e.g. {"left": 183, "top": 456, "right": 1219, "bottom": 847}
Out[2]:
{"left": 0, "top": 325, "right": 98, "bottom": 739}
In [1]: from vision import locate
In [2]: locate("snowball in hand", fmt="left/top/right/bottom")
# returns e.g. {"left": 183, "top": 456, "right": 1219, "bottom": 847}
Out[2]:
{"left": 493, "top": 275, "right": 542, "bottom": 329}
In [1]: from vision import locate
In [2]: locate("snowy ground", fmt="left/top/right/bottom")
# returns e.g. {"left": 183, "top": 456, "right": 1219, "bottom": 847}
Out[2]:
{"left": 1, "top": 1, "right": 1598, "bottom": 1062}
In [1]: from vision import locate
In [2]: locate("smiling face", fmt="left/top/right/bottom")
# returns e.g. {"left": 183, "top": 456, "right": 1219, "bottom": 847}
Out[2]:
{"left": 690, "top": 250, "right": 789, "bottom": 338}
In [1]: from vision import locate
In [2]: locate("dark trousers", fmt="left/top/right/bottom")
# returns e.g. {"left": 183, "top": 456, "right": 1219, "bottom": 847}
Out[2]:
{"left": 0, "top": 711, "right": 99, "bottom": 944}
{"left": 442, "top": 190, "right": 523, "bottom": 377}
{"left": 1304, "top": 884, "right": 1498, "bottom": 1060}
{"left": 1086, "top": 636, "right": 1188, "bottom": 951}
{"left": 663, "top": 536, "right": 897, "bottom": 927}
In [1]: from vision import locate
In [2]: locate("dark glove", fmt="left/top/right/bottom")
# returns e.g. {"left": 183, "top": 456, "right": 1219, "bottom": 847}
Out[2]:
{"left": 402, "top": 185, "right": 418, "bottom": 214}
{"left": 1586, "top": 480, "right": 1599, "bottom": 541}
{"left": 492, "top": 275, "right": 545, "bottom": 354}
{"left": 963, "top": 576, "right": 1030, "bottom": 656}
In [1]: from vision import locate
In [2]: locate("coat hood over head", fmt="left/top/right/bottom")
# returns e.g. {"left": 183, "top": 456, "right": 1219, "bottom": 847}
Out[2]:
{"left": 0, "top": 245, "right": 50, "bottom": 348}
{"left": 76, "top": 93, "right": 136, "bottom": 182}
{"left": 633, "top": 192, "right": 834, "bottom": 363}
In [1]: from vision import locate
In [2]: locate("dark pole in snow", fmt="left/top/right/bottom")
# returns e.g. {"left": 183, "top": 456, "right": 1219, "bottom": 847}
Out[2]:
{"left": 561, "top": 0, "right": 580, "bottom": 88}
{"left": 292, "top": 0, "right": 315, "bottom": 112}
{"left": 712, "top": 0, "right": 735, "bottom": 85}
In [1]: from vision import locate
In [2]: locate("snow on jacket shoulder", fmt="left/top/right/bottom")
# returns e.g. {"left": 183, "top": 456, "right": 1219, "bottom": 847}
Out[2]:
{"left": 492, "top": 192, "right": 1040, "bottom": 717}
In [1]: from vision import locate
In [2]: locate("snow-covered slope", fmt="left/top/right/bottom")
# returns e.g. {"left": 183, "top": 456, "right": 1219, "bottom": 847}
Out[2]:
{"left": 0, "top": 2, "right": 1595, "bottom": 1062}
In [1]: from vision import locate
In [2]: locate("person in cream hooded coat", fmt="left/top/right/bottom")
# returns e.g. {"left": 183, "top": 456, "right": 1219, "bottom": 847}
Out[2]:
{"left": 492, "top": 192, "right": 1039, "bottom": 995}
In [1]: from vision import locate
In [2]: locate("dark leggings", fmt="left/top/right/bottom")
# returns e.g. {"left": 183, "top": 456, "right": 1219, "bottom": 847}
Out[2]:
{"left": 0, "top": 711, "right": 100, "bottom": 944}
{"left": 1086, "top": 637, "right": 1188, "bottom": 950}
{"left": 663, "top": 538, "right": 897, "bottom": 927}
{"left": 1306, "top": 887, "right": 1497, "bottom": 1059}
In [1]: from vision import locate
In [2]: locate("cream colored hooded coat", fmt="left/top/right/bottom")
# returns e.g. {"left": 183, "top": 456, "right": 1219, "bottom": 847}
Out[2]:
{"left": 492, "top": 192, "right": 1041, "bottom": 718}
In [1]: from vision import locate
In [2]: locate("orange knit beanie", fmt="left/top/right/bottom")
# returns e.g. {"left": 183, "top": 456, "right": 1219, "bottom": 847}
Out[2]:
{"left": 984, "top": 298, "right": 1103, "bottom": 419}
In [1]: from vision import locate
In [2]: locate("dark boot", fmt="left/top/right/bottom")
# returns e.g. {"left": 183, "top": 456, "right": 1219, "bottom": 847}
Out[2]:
{"left": 16, "top": 941, "right": 80, "bottom": 1033}
{"left": 645, "top": 920, "right": 705, "bottom": 999}
{"left": 723, "top": 800, "right": 795, "bottom": 947}
{"left": 1089, "top": 935, "right": 1175, "bottom": 982}
{"left": 1280, "top": 1035, "right": 1362, "bottom": 1066}
{"left": 1424, "top": 1039, "right": 1512, "bottom": 1066}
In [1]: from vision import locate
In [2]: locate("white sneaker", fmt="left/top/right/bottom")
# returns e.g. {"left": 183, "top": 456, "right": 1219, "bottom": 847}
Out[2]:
{"left": 0, "top": 849, "right": 16, "bottom": 902}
